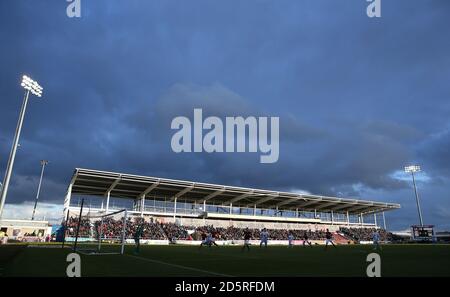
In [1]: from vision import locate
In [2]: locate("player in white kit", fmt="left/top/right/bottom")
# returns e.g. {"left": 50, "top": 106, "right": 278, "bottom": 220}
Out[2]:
{"left": 260, "top": 228, "right": 269, "bottom": 248}
{"left": 372, "top": 230, "right": 382, "bottom": 250}
{"left": 288, "top": 232, "right": 294, "bottom": 248}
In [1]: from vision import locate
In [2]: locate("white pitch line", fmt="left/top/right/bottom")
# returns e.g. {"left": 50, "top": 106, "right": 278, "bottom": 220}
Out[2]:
{"left": 127, "top": 254, "right": 233, "bottom": 277}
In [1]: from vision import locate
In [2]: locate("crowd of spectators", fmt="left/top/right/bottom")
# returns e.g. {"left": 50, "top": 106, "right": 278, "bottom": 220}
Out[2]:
{"left": 65, "top": 217, "right": 91, "bottom": 237}
{"left": 65, "top": 216, "right": 166, "bottom": 239}
{"left": 132, "top": 218, "right": 167, "bottom": 239}
{"left": 65, "top": 216, "right": 397, "bottom": 242}
{"left": 339, "top": 227, "right": 399, "bottom": 242}
{"left": 161, "top": 222, "right": 190, "bottom": 240}
{"left": 190, "top": 226, "right": 329, "bottom": 240}
{"left": 95, "top": 217, "right": 128, "bottom": 239}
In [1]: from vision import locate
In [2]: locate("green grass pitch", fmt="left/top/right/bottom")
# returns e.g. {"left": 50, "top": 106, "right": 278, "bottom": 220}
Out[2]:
{"left": 1, "top": 243, "right": 449, "bottom": 277}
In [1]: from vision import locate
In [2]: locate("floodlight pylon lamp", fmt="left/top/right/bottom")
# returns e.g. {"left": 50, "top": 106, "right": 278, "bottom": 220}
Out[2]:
{"left": 21, "top": 75, "right": 43, "bottom": 97}
{"left": 405, "top": 165, "right": 421, "bottom": 173}
{"left": 404, "top": 164, "right": 424, "bottom": 226}
{"left": 0, "top": 74, "right": 43, "bottom": 219}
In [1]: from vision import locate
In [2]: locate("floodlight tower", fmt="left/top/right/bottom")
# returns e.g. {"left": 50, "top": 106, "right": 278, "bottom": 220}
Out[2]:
{"left": 31, "top": 160, "right": 49, "bottom": 220}
{"left": 404, "top": 165, "right": 424, "bottom": 226}
{"left": 0, "top": 75, "right": 43, "bottom": 219}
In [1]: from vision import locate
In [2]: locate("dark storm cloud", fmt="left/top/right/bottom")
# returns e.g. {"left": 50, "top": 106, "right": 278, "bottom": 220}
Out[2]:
{"left": 417, "top": 126, "right": 450, "bottom": 180}
{"left": 0, "top": 0, "right": 449, "bottom": 229}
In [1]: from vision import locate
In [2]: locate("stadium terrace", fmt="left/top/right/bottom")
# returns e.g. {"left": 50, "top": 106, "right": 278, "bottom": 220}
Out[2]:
{"left": 64, "top": 168, "right": 400, "bottom": 229}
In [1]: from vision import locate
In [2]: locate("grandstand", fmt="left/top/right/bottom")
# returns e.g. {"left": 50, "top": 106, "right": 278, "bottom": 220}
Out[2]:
{"left": 62, "top": 168, "right": 400, "bottom": 244}
{"left": 4, "top": 168, "right": 449, "bottom": 278}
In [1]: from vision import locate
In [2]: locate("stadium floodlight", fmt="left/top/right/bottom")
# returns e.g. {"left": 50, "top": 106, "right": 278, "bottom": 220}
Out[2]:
{"left": 31, "top": 160, "right": 49, "bottom": 220}
{"left": 405, "top": 165, "right": 420, "bottom": 173}
{"left": 21, "top": 75, "right": 43, "bottom": 97}
{"left": 404, "top": 164, "right": 424, "bottom": 226}
{"left": 0, "top": 75, "right": 43, "bottom": 219}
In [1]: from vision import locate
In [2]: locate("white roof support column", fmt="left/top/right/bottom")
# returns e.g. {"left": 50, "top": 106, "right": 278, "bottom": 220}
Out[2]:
{"left": 347, "top": 211, "right": 350, "bottom": 227}
{"left": 253, "top": 193, "right": 280, "bottom": 207}
{"left": 315, "top": 201, "right": 340, "bottom": 210}
{"left": 140, "top": 179, "right": 161, "bottom": 197}
{"left": 137, "top": 180, "right": 160, "bottom": 217}
{"left": 172, "top": 184, "right": 195, "bottom": 201}
{"left": 105, "top": 191, "right": 110, "bottom": 212}
{"left": 348, "top": 204, "right": 373, "bottom": 213}
{"left": 374, "top": 213, "right": 378, "bottom": 228}
{"left": 361, "top": 213, "right": 364, "bottom": 226}
{"left": 140, "top": 194, "right": 145, "bottom": 217}
{"left": 299, "top": 199, "right": 322, "bottom": 209}
{"left": 383, "top": 211, "right": 387, "bottom": 230}
{"left": 331, "top": 210, "right": 334, "bottom": 225}
{"left": 225, "top": 190, "right": 255, "bottom": 205}
{"left": 63, "top": 184, "right": 73, "bottom": 219}
{"left": 276, "top": 197, "right": 300, "bottom": 208}
{"left": 105, "top": 176, "right": 121, "bottom": 213}
{"left": 332, "top": 203, "right": 357, "bottom": 212}
{"left": 229, "top": 203, "right": 232, "bottom": 215}
{"left": 201, "top": 188, "right": 225, "bottom": 202}
{"left": 174, "top": 197, "right": 177, "bottom": 219}
{"left": 63, "top": 172, "right": 78, "bottom": 218}
{"left": 254, "top": 204, "right": 257, "bottom": 216}
{"left": 203, "top": 200, "right": 206, "bottom": 211}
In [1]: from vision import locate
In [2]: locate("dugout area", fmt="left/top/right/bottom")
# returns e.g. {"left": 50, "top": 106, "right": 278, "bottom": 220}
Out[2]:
{"left": 1, "top": 243, "right": 450, "bottom": 277}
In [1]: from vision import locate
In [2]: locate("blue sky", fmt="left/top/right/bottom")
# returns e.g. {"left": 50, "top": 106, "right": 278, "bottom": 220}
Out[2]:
{"left": 0, "top": 0, "right": 449, "bottom": 230}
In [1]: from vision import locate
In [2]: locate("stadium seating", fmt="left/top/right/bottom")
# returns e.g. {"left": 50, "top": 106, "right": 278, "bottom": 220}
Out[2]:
{"left": 64, "top": 216, "right": 398, "bottom": 243}
{"left": 163, "top": 217, "right": 341, "bottom": 232}
{"left": 339, "top": 227, "right": 401, "bottom": 242}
